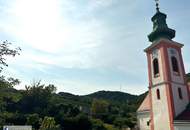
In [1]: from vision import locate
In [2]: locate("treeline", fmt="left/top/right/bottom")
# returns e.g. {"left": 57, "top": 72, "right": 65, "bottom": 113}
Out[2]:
{"left": 0, "top": 78, "right": 145, "bottom": 130}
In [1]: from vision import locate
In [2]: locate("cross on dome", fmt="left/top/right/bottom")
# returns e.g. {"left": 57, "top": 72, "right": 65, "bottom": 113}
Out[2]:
{"left": 155, "top": 0, "right": 160, "bottom": 12}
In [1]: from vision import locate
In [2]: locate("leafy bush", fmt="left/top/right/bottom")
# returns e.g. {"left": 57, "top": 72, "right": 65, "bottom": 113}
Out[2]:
{"left": 91, "top": 119, "right": 106, "bottom": 130}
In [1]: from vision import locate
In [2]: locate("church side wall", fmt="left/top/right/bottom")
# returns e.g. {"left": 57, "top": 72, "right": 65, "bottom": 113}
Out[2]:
{"left": 151, "top": 84, "right": 171, "bottom": 130}
{"left": 167, "top": 48, "right": 189, "bottom": 116}
{"left": 137, "top": 112, "right": 150, "bottom": 130}
{"left": 171, "top": 83, "right": 189, "bottom": 116}
{"left": 174, "top": 124, "right": 190, "bottom": 130}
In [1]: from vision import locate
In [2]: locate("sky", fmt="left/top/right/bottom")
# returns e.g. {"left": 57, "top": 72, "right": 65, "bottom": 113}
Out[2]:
{"left": 0, "top": 0, "right": 190, "bottom": 95}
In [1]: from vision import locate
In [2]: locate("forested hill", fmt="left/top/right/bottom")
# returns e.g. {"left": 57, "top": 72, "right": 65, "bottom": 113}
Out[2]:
{"left": 59, "top": 90, "right": 147, "bottom": 106}
{"left": 84, "top": 91, "right": 140, "bottom": 103}
{"left": 0, "top": 80, "right": 147, "bottom": 130}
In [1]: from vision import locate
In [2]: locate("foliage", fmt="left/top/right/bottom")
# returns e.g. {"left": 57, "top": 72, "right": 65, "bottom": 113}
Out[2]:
{"left": 91, "top": 119, "right": 106, "bottom": 130}
{"left": 40, "top": 116, "right": 61, "bottom": 130}
{"left": 0, "top": 76, "right": 20, "bottom": 89}
{"left": 187, "top": 73, "right": 190, "bottom": 82}
{"left": 113, "top": 117, "right": 127, "bottom": 129}
{"left": 85, "top": 91, "right": 139, "bottom": 103}
{"left": 26, "top": 114, "right": 41, "bottom": 130}
{"left": 0, "top": 86, "right": 142, "bottom": 129}
{"left": 60, "top": 114, "right": 92, "bottom": 130}
{"left": 104, "top": 124, "right": 119, "bottom": 130}
{"left": 18, "top": 81, "right": 56, "bottom": 114}
{"left": 0, "top": 40, "right": 21, "bottom": 72}
{"left": 91, "top": 99, "right": 109, "bottom": 119}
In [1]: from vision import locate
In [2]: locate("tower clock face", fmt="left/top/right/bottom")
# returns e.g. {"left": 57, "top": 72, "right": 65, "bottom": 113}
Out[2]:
{"left": 170, "top": 48, "right": 177, "bottom": 55}
{"left": 152, "top": 49, "right": 159, "bottom": 59}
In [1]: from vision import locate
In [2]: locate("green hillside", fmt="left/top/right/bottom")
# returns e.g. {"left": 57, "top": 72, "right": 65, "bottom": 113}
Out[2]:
{"left": 0, "top": 81, "right": 145, "bottom": 130}
{"left": 0, "top": 74, "right": 188, "bottom": 130}
{"left": 84, "top": 91, "right": 139, "bottom": 102}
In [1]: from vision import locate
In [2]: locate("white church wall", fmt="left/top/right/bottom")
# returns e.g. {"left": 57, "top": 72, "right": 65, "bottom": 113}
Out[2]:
{"left": 171, "top": 83, "right": 189, "bottom": 116}
{"left": 167, "top": 48, "right": 189, "bottom": 116}
{"left": 151, "top": 84, "right": 171, "bottom": 130}
{"left": 137, "top": 111, "right": 150, "bottom": 130}
{"left": 174, "top": 123, "right": 190, "bottom": 130}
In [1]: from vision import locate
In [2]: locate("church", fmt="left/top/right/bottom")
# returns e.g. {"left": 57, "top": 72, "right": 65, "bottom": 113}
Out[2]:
{"left": 137, "top": 2, "right": 190, "bottom": 130}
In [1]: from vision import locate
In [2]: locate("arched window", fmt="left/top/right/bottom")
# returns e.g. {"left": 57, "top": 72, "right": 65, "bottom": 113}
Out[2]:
{"left": 156, "top": 89, "right": 160, "bottom": 100}
{"left": 153, "top": 58, "right": 159, "bottom": 77}
{"left": 171, "top": 56, "right": 179, "bottom": 73}
{"left": 178, "top": 88, "right": 183, "bottom": 100}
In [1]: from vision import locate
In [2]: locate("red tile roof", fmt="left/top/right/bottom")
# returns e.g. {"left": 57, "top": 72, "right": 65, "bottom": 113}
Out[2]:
{"left": 137, "top": 93, "right": 150, "bottom": 112}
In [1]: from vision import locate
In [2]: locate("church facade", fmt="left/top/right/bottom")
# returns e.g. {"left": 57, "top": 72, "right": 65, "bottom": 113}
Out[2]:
{"left": 137, "top": 4, "right": 190, "bottom": 130}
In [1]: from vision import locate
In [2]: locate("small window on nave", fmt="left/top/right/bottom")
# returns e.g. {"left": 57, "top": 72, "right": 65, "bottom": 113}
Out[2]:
{"left": 147, "top": 121, "right": 150, "bottom": 126}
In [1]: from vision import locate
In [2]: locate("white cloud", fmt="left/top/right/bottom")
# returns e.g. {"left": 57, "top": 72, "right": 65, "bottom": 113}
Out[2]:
{"left": 0, "top": 0, "right": 151, "bottom": 95}
{"left": 0, "top": 0, "right": 111, "bottom": 68}
{"left": 0, "top": 0, "right": 146, "bottom": 71}
{"left": 88, "top": 0, "right": 114, "bottom": 10}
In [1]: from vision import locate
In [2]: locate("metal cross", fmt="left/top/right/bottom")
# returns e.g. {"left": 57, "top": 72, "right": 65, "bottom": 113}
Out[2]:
{"left": 155, "top": 0, "right": 160, "bottom": 12}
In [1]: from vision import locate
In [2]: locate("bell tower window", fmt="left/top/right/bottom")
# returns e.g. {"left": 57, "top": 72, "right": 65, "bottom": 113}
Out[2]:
{"left": 153, "top": 58, "right": 159, "bottom": 77}
{"left": 171, "top": 56, "right": 179, "bottom": 73}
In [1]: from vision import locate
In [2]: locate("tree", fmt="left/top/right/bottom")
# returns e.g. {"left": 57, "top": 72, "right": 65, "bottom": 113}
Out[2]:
{"left": 91, "top": 119, "right": 106, "bottom": 130}
{"left": 113, "top": 117, "right": 136, "bottom": 129}
{"left": 3, "top": 112, "right": 26, "bottom": 125}
{"left": 0, "top": 114, "right": 5, "bottom": 130}
{"left": 40, "top": 116, "right": 61, "bottom": 130}
{"left": 61, "top": 114, "right": 91, "bottom": 130}
{"left": 91, "top": 99, "right": 109, "bottom": 119}
{"left": 0, "top": 40, "right": 21, "bottom": 72}
{"left": 186, "top": 73, "right": 190, "bottom": 82}
{"left": 26, "top": 114, "right": 41, "bottom": 130}
{"left": 19, "top": 81, "right": 57, "bottom": 114}
{"left": 0, "top": 41, "right": 21, "bottom": 89}
{"left": 0, "top": 76, "right": 20, "bottom": 88}
{"left": 113, "top": 117, "right": 126, "bottom": 129}
{"left": 75, "top": 114, "right": 92, "bottom": 130}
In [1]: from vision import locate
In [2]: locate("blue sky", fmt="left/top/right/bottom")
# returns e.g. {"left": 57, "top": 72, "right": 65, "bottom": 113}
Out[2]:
{"left": 0, "top": 0, "right": 190, "bottom": 95}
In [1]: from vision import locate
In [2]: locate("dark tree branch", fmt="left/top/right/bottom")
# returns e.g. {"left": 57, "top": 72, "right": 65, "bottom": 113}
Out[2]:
{"left": 0, "top": 40, "right": 21, "bottom": 72}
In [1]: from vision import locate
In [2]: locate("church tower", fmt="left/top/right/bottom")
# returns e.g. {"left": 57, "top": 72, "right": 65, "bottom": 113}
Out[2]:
{"left": 144, "top": 2, "right": 190, "bottom": 130}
